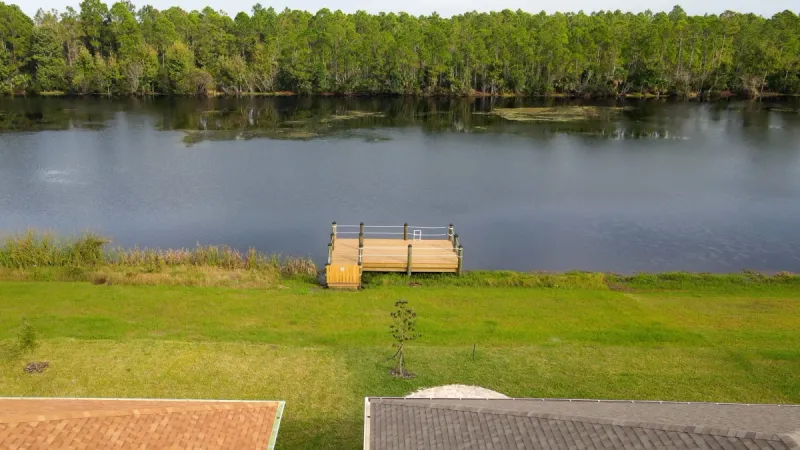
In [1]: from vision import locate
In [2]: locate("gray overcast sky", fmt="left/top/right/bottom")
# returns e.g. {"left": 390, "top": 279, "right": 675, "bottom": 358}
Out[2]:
{"left": 11, "top": 0, "right": 796, "bottom": 19}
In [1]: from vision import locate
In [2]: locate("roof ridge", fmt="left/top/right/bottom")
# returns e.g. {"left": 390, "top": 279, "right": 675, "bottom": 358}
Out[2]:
{"left": 371, "top": 399, "right": 787, "bottom": 442}
{"left": 780, "top": 432, "right": 800, "bottom": 449}
{"left": 0, "top": 402, "right": 276, "bottom": 424}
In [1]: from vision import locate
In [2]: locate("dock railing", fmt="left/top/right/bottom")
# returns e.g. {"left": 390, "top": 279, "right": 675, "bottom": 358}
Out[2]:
{"left": 332, "top": 222, "right": 455, "bottom": 241}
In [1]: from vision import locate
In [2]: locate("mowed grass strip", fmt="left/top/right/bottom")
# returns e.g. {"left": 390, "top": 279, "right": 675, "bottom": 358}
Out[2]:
{"left": 1, "top": 281, "right": 799, "bottom": 449}
{"left": 1, "top": 282, "right": 798, "bottom": 347}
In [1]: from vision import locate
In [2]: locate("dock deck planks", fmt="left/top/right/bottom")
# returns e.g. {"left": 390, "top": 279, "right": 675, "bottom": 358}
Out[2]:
{"left": 326, "top": 235, "right": 461, "bottom": 288}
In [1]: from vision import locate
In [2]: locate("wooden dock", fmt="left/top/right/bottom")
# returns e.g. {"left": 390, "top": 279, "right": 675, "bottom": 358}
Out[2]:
{"left": 325, "top": 223, "right": 463, "bottom": 289}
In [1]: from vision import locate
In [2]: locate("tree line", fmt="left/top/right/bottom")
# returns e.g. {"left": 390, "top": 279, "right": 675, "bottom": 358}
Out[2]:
{"left": 1, "top": 2, "right": 799, "bottom": 97}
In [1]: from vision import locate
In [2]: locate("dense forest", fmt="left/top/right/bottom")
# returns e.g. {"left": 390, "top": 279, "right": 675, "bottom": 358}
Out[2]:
{"left": 1, "top": 2, "right": 799, "bottom": 97}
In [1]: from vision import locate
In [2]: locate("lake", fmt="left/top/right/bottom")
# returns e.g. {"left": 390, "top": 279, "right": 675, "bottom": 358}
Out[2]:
{"left": 1, "top": 96, "right": 799, "bottom": 273}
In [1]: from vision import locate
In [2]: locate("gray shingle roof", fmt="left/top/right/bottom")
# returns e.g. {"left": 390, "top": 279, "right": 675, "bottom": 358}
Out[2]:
{"left": 366, "top": 398, "right": 800, "bottom": 450}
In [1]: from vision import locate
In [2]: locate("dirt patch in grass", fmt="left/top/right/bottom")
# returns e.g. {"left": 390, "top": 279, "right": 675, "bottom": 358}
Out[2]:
{"left": 96, "top": 266, "right": 284, "bottom": 288}
{"left": 24, "top": 361, "right": 49, "bottom": 373}
{"left": 488, "top": 106, "right": 628, "bottom": 122}
{"left": 389, "top": 367, "right": 416, "bottom": 379}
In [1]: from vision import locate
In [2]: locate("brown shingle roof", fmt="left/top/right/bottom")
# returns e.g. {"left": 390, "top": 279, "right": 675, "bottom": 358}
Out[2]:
{"left": 366, "top": 398, "right": 800, "bottom": 450}
{"left": 0, "top": 397, "right": 284, "bottom": 449}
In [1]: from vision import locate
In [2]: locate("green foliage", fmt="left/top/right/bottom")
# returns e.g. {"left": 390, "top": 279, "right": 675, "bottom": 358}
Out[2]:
{"left": 79, "top": 0, "right": 109, "bottom": 55}
{"left": 388, "top": 299, "right": 421, "bottom": 377}
{"left": 29, "top": 24, "right": 68, "bottom": 92}
{"left": 164, "top": 41, "right": 196, "bottom": 94}
{"left": 1, "top": 3, "right": 799, "bottom": 97}
{"left": 15, "top": 319, "right": 39, "bottom": 356}
{"left": 3, "top": 318, "right": 39, "bottom": 360}
{"left": 0, "top": 2, "right": 33, "bottom": 94}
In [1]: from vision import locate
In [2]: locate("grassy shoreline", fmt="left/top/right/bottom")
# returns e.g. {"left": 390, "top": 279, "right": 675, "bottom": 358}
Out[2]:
{"left": 2, "top": 231, "right": 798, "bottom": 289}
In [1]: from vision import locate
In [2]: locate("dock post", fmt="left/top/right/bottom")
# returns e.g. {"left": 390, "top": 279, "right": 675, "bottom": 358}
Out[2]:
{"left": 358, "top": 242, "right": 363, "bottom": 265}
{"left": 404, "top": 223, "right": 408, "bottom": 241}
{"left": 330, "top": 232, "right": 335, "bottom": 249}
{"left": 453, "top": 233, "right": 459, "bottom": 250}
{"left": 359, "top": 222, "right": 364, "bottom": 235}
{"left": 327, "top": 243, "right": 333, "bottom": 265}
{"left": 457, "top": 245, "right": 463, "bottom": 276}
{"left": 448, "top": 224, "right": 454, "bottom": 242}
{"left": 325, "top": 263, "right": 330, "bottom": 285}
{"left": 332, "top": 221, "right": 337, "bottom": 237}
{"left": 359, "top": 232, "right": 364, "bottom": 247}
{"left": 407, "top": 244, "right": 413, "bottom": 277}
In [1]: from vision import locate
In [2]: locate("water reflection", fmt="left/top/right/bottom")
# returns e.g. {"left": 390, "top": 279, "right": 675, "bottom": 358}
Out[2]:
{"left": 7, "top": 96, "right": 797, "bottom": 144}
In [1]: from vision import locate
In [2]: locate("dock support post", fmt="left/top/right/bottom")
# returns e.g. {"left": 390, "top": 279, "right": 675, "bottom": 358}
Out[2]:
{"left": 359, "top": 222, "right": 364, "bottom": 235}
{"left": 332, "top": 221, "right": 337, "bottom": 237}
{"left": 325, "top": 263, "right": 331, "bottom": 288}
{"left": 457, "top": 245, "right": 463, "bottom": 276}
{"left": 448, "top": 224, "right": 454, "bottom": 242}
{"left": 359, "top": 232, "right": 364, "bottom": 247}
{"left": 453, "top": 233, "right": 459, "bottom": 251}
{"left": 407, "top": 244, "right": 413, "bottom": 277}
{"left": 327, "top": 243, "right": 333, "bottom": 265}
{"left": 330, "top": 232, "right": 335, "bottom": 249}
{"left": 358, "top": 242, "right": 363, "bottom": 265}
{"left": 404, "top": 223, "right": 408, "bottom": 241}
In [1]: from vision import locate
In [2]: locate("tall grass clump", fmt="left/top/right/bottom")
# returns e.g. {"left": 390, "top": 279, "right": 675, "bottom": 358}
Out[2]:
{"left": 106, "top": 244, "right": 317, "bottom": 277}
{"left": 0, "top": 230, "right": 106, "bottom": 268}
{"left": 0, "top": 231, "right": 318, "bottom": 286}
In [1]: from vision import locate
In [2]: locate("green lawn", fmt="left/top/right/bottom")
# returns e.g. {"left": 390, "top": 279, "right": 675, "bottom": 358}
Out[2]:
{"left": 1, "top": 280, "right": 799, "bottom": 448}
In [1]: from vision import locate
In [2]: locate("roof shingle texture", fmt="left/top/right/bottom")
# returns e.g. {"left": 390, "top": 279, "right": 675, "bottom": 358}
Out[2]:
{"left": 368, "top": 398, "right": 800, "bottom": 450}
{"left": 0, "top": 398, "right": 281, "bottom": 449}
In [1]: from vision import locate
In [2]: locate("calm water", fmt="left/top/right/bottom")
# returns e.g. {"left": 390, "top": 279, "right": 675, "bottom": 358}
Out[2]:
{"left": 1, "top": 96, "right": 799, "bottom": 273}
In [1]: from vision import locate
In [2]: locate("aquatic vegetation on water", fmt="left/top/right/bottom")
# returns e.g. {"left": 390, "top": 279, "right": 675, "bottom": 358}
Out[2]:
{"left": 182, "top": 129, "right": 318, "bottom": 144}
{"left": 767, "top": 107, "right": 799, "bottom": 113}
{"left": 320, "top": 111, "right": 385, "bottom": 122}
{"left": 487, "top": 106, "right": 628, "bottom": 122}
{"left": 331, "top": 130, "right": 392, "bottom": 142}
{"left": 177, "top": 109, "right": 389, "bottom": 144}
